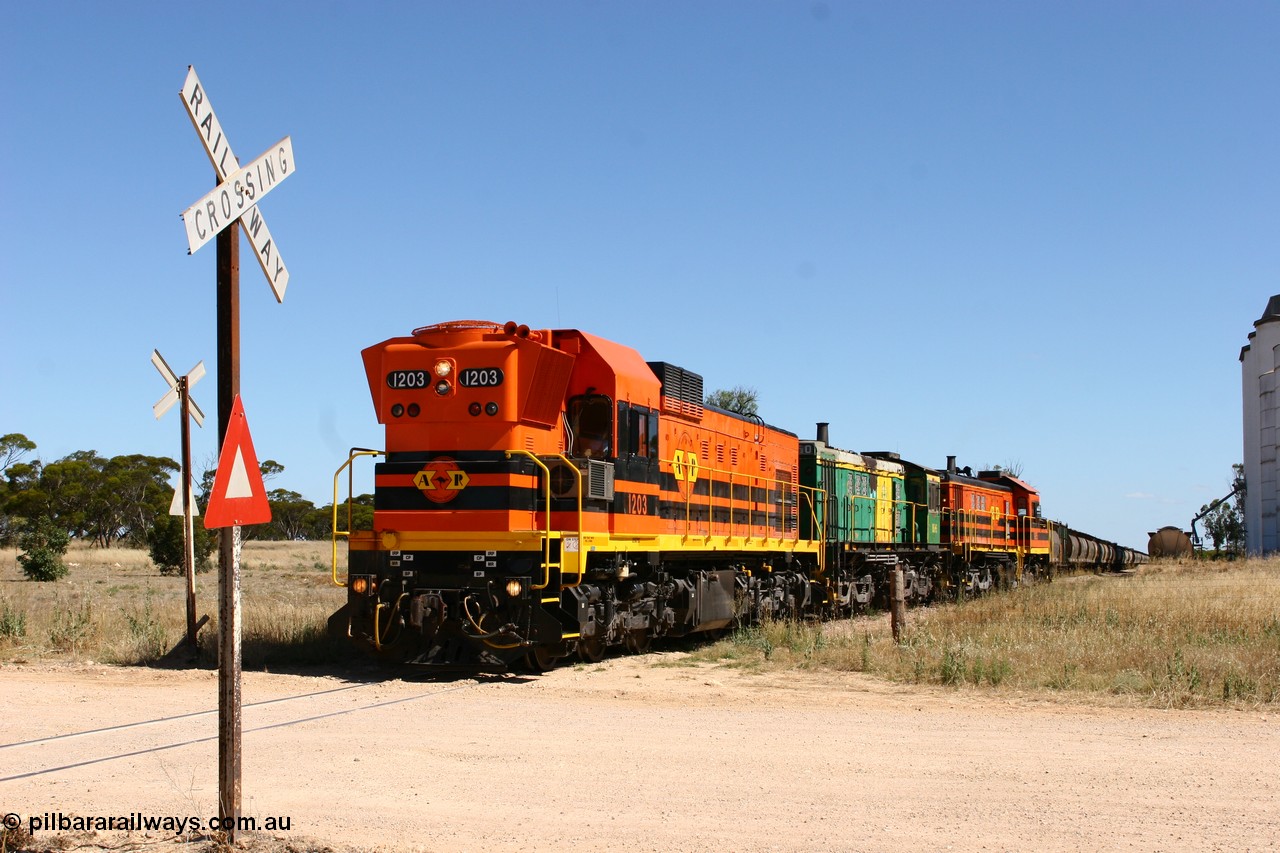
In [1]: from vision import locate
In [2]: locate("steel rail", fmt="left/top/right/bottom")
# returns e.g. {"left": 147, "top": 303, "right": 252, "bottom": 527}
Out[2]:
{"left": 0, "top": 682, "right": 480, "bottom": 784}
{"left": 0, "top": 683, "right": 372, "bottom": 751}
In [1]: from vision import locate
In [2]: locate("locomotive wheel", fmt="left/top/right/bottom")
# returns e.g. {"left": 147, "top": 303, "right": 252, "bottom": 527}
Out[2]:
{"left": 623, "top": 628, "right": 651, "bottom": 655}
{"left": 522, "top": 645, "right": 560, "bottom": 674}
{"left": 577, "top": 637, "right": 606, "bottom": 663}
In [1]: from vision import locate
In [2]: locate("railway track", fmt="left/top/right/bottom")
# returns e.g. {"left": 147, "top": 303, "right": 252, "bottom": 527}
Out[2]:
{"left": 0, "top": 677, "right": 483, "bottom": 783}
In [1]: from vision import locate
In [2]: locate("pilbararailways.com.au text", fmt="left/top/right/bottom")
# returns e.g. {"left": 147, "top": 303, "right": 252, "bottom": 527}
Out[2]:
{"left": 10, "top": 812, "right": 292, "bottom": 835}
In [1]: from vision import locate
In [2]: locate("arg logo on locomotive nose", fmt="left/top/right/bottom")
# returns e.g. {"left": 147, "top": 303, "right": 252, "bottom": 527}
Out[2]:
{"left": 413, "top": 458, "right": 470, "bottom": 504}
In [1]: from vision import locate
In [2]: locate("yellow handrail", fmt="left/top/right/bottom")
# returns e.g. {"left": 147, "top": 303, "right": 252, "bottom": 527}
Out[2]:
{"left": 664, "top": 455, "right": 812, "bottom": 549}
{"left": 553, "top": 454, "right": 586, "bottom": 588}
{"left": 504, "top": 450, "right": 554, "bottom": 590}
{"left": 330, "top": 448, "right": 384, "bottom": 587}
{"left": 798, "top": 484, "right": 827, "bottom": 575}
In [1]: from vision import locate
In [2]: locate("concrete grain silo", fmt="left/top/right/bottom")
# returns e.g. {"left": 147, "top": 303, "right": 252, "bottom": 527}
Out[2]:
{"left": 1240, "top": 295, "right": 1280, "bottom": 554}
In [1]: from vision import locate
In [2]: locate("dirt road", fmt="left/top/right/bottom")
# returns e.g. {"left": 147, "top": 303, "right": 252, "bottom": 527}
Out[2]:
{"left": 2, "top": 656, "right": 1276, "bottom": 852}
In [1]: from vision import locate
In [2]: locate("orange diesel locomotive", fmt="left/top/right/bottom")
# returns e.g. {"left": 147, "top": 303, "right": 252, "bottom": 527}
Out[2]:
{"left": 336, "top": 320, "right": 1143, "bottom": 670}
{"left": 339, "top": 321, "right": 823, "bottom": 669}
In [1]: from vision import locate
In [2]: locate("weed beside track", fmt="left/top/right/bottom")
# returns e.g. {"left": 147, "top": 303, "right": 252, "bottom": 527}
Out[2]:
{"left": 682, "top": 557, "right": 1280, "bottom": 709}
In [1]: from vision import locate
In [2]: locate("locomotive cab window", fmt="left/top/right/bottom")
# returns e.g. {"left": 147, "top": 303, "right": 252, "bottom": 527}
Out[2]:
{"left": 568, "top": 394, "right": 613, "bottom": 459}
{"left": 616, "top": 402, "right": 654, "bottom": 458}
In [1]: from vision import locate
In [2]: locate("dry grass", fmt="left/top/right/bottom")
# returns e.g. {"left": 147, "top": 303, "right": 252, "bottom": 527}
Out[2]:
{"left": 6, "top": 542, "right": 1278, "bottom": 708}
{"left": 685, "top": 558, "right": 1280, "bottom": 709}
{"left": 0, "top": 540, "right": 353, "bottom": 669}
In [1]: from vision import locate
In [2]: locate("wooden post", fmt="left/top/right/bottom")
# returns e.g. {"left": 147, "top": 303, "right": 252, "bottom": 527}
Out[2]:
{"left": 890, "top": 564, "right": 906, "bottom": 643}
{"left": 216, "top": 219, "right": 242, "bottom": 842}
{"left": 179, "top": 376, "right": 197, "bottom": 650}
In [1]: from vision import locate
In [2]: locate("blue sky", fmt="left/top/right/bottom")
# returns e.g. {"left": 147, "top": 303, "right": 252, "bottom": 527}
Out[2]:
{"left": 1, "top": 1, "right": 1275, "bottom": 549}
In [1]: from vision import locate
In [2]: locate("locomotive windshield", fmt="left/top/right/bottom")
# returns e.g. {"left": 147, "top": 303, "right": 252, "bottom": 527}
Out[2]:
{"left": 568, "top": 394, "right": 613, "bottom": 459}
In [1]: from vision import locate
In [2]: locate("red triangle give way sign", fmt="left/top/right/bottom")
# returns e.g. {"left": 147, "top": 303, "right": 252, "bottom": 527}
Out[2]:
{"left": 204, "top": 395, "right": 272, "bottom": 529}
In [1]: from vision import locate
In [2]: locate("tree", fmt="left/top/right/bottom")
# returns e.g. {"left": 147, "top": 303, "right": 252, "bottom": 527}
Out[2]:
{"left": 314, "top": 493, "right": 375, "bottom": 540}
{"left": 705, "top": 386, "right": 760, "bottom": 417}
{"left": 0, "top": 433, "right": 35, "bottom": 474}
{"left": 983, "top": 459, "right": 1025, "bottom": 479}
{"left": 5, "top": 451, "right": 176, "bottom": 547}
{"left": 263, "top": 488, "right": 316, "bottom": 541}
{"left": 1200, "top": 464, "right": 1245, "bottom": 555}
{"left": 259, "top": 459, "right": 285, "bottom": 483}
{"left": 106, "top": 454, "right": 181, "bottom": 547}
{"left": 147, "top": 514, "right": 214, "bottom": 575}
{"left": 45, "top": 452, "right": 177, "bottom": 547}
{"left": 17, "top": 516, "right": 70, "bottom": 581}
{"left": 0, "top": 433, "right": 37, "bottom": 545}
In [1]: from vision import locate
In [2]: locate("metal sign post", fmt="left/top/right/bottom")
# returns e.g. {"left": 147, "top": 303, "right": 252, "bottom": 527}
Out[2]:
{"left": 180, "top": 377, "right": 197, "bottom": 649}
{"left": 151, "top": 350, "right": 205, "bottom": 650}
{"left": 217, "top": 217, "right": 242, "bottom": 840}
{"left": 203, "top": 394, "right": 272, "bottom": 841}
{"left": 177, "top": 64, "right": 295, "bottom": 843}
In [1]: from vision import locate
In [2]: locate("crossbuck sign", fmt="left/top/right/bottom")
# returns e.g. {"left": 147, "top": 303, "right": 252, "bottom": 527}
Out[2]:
{"left": 179, "top": 66, "right": 293, "bottom": 302}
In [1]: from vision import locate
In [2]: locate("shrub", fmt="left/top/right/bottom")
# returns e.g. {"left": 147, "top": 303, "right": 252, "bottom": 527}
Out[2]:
{"left": 148, "top": 514, "right": 214, "bottom": 576}
{"left": 0, "top": 601, "right": 27, "bottom": 638}
{"left": 47, "top": 598, "right": 94, "bottom": 651}
{"left": 17, "top": 517, "right": 69, "bottom": 581}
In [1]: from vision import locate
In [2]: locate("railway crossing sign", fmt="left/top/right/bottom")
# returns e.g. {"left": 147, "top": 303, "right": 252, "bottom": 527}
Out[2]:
{"left": 150, "top": 349, "right": 205, "bottom": 652}
{"left": 180, "top": 66, "right": 293, "bottom": 303}
{"left": 204, "top": 395, "right": 272, "bottom": 529}
{"left": 177, "top": 65, "right": 296, "bottom": 843}
{"left": 152, "top": 350, "right": 206, "bottom": 425}
{"left": 180, "top": 137, "right": 294, "bottom": 257}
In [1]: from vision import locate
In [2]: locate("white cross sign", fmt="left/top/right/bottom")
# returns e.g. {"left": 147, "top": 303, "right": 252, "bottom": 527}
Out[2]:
{"left": 179, "top": 66, "right": 293, "bottom": 303}
{"left": 180, "top": 137, "right": 293, "bottom": 255}
{"left": 152, "top": 349, "right": 206, "bottom": 427}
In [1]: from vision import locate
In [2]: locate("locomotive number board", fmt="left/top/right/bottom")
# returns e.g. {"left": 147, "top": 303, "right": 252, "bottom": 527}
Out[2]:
{"left": 458, "top": 368, "right": 503, "bottom": 387}
{"left": 386, "top": 371, "right": 430, "bottom": 389}
{"left": 386, "top": 368, "right": 504, "bottom": 389}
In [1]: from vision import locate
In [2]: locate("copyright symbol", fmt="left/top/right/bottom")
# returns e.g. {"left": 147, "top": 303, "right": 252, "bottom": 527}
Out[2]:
{"left": 2, "top": 813, "right": 20, "bottom": 830}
